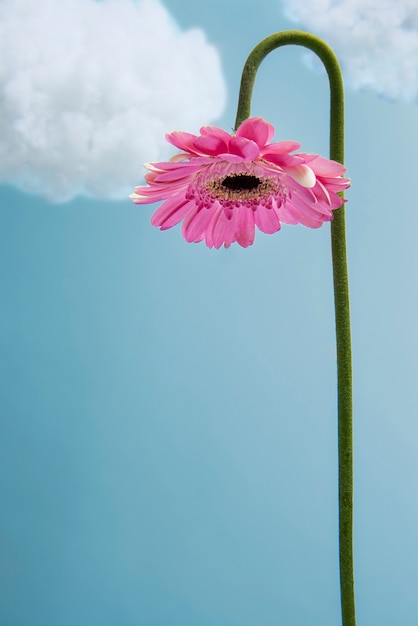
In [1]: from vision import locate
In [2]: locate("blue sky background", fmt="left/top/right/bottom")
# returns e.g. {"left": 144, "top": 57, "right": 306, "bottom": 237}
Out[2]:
{"left": 2, "top": 1, "right": 418, "bottom": 625}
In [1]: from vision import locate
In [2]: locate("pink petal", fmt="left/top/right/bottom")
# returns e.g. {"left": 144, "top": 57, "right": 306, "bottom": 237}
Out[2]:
{"left": 215, "top": 152, "right": 251, "bottom": 163}
{"left": 200, "top": 126, "right": 232, "bottom": 143}
{"left": 203, "top": 204, "right": 223, "bottom": 248}
{"left": 298, "top": 153, "right": 318, "bottom": 164}
{"left": 288, "top": 182, "right": 332, "bottom": 216}
{"left": 130, "top": 189, "right": 169, "bottom": 204}
{"left": 150, "top": 167, "right": 196, "bottom": 184}
{"left": 169, "top": 152, "right": 193, "bottom": 162}
{"left": 262, "top": 152, "right": 305, "bottom": 167}
{"left": 227, "top": 136, "right": 261, "bottom": 159}
{"left": 308, "top": 155, "right": 347, "bottom": 177}
{"left": 181, "top": 206, "right": 200, "bottom": 241}
{"left": 316, "top": 182, "right": 345, "bottom": 210}
{"left": 144, "top": 160, "right": 201, "bottom": 173}
{"left": 284, "top": 188, "right": 332, "bottom": 226}
{"left": 235, "top": 207, "right": 256, "bottom": 247}
{"left": 312, "top": 180, "right": 332, "bottom": 205}
{"left": 261, "top": 140, "right": 301, "bottom": 155}
{"left": 281, "top": 200, "right": 326, "bottom": 228}
{"left": 151, "top": 196, "right": 192, "bottom": 228}
{"left": 236, "top": 117, "right": 275, "bottom": 148}
{"left": 212, "top": 205, "right": 255, "bottom": 248}
{"left": 254, "top": 204, "right": 281, "bottom": 234}
{"left": 276, "top": 203, "right": 298, "bottom": 225}
{"left": 315, "top": 175, "right": 350, "bottom": 192}
{"left": 166, "top": 131, "right": 199, "bottom": 154}
{"left": 193, "top": 134, "right": 229, "bottom": 156}
{"left": 210, "top": 208, "right": 236, "bottom": 249}
{"left": 132, "top": 180, "right": 190, "bottom": 200}
{"left": 183, "top": 206, "right": 215, "bottom": 242}
{"left": 327, "top": 192, "right": 345, "bottom": 211}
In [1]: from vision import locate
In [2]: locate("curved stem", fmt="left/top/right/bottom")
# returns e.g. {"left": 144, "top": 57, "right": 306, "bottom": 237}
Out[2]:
{"left": 235, "top": 31, "right": 355, "bottom": 626}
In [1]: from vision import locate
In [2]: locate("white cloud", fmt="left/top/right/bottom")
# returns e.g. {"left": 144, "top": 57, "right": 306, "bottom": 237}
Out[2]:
{"left": 0, "top": 0, "right": 226, "bottom": 201}
{"left": 281, "top": 0, "right": 418, "bottom": 101}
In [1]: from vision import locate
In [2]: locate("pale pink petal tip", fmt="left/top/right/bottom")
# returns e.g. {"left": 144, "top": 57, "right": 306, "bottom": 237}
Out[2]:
{"left": 129, "top": 192, "right": 143, "bottom": 200}
{"left": 130, "top": 116, "right": 351, "bottom": 248}
{"left": 286, "top": 164, "right": 316, "bottom": 188}
{"left": 143, "top": 162, "right": 163, "bottom": 172}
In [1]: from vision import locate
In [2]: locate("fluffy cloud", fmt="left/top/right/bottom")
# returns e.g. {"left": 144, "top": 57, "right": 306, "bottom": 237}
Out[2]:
{"left": 0, "top": 0, "right": 226, "bottom": 201}
{"left": 281, "top": 0, "right": 418, "bottom": 101}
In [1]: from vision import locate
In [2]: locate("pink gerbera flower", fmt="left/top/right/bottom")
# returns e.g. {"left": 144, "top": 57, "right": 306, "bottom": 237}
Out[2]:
{"left": 130, "top": 117, "right": 350, "bottom": 248}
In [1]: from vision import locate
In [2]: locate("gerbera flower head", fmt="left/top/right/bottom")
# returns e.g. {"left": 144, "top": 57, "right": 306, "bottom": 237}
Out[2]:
{"left": 130, "top": 117, "right": 350, "bottom": 248}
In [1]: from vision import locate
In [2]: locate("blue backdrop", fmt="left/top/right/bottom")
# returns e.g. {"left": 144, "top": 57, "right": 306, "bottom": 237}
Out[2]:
{"left": 1, "top": 1, "right": 418, "bottom": 624}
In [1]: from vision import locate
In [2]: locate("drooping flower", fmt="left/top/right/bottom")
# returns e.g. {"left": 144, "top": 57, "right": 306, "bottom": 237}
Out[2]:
{"left": 130, "top": 117, "right": 350, "bottom": 248}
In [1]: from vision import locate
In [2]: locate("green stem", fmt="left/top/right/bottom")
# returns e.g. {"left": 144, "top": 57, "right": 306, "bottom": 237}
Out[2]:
{"left": 235, "top": 31, "right": 355, "bottom": 626}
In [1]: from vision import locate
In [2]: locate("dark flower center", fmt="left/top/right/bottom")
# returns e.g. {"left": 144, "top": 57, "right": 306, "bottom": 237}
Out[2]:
{"left": 221, "top": 174, "right": 262, "bottom": 192}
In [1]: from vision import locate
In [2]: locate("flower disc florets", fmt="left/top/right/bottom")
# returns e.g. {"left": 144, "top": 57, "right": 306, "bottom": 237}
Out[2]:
{"left": 187, "top": 161, "right": 287, "bottom": 211}
{"left": 130, "top": 117, "right": 350, "bottom": 248}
